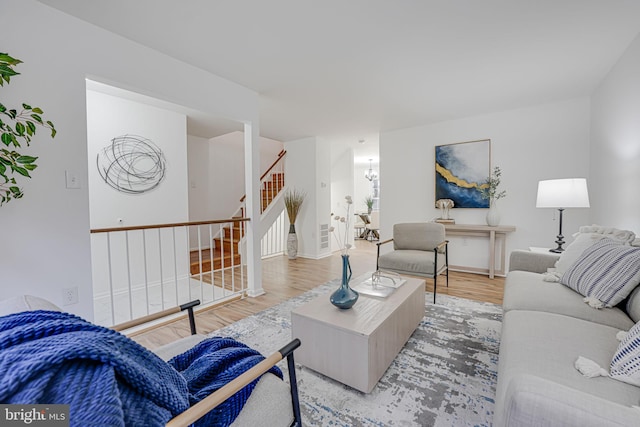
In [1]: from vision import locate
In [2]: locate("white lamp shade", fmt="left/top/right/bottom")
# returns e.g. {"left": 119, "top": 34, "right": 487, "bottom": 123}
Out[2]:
{"left": 536, "top": 178, "right": 590, "bottom": 208}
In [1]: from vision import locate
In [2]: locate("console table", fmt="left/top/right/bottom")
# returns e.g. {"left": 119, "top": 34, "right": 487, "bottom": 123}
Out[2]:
{"left": 444, "top": 224, "right": 516, "bottom": 278}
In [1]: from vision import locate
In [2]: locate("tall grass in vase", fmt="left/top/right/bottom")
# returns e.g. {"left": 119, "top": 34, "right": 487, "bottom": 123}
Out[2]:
{"left": 284, "top": 188, "right": 306, "bottom": 259}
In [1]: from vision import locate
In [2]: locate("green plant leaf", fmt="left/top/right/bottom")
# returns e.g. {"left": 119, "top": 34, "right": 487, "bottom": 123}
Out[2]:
{"left": 23, "top": 164, "right": 37, "bottom": 171}
{"left": 14, "top": 122, "right": 25, "bottom": 136}
{"left": 1, "top": 133, "right": 12, "bottom": 146}
{"left": 0, "top": 103, "right": 6, "bottom": 113}
{"left": 32, "top": 107, "right": 43, "bottom": 114}
{"left": 30, "top": 113, "right": 42, "bottom": 124}
{"left": 0, "top": 53, "right": 22, "bottom": 65}
{"left": 12, "top": 166, "right": 30, "bottom": 178}
{"left": 22, "top": 103, "right": 32, "bottom": 110}
{"left": 16, "top": 155, "right": 37, "bottom": 164}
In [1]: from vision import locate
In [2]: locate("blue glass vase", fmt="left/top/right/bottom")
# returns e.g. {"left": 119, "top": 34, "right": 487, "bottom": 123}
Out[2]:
{"left": 330, "top": 254, "right": 359, "bottom": 309}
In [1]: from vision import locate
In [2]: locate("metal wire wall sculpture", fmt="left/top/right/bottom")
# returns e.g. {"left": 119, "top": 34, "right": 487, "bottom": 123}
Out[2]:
{"left": 97, "top": 134, "right": 167, "bottom": 194}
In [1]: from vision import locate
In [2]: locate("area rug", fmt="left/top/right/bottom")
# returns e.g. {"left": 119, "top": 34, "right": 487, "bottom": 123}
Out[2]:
{"left": 211, "top": 279, "right": 502, "bottom": 426}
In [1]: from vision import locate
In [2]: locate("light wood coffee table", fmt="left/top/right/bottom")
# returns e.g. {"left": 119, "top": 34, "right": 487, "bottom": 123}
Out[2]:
{"left": 291, "top": 273, "right": 425, "bottom": 393}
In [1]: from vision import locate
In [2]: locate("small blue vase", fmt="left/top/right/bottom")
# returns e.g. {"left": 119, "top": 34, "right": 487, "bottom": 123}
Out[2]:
{"left": 330, "top": 254, "right": 359, "bottom": 309}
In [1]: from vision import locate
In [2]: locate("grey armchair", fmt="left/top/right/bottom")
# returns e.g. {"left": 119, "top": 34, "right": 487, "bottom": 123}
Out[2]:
{"left": 376, "top": 222, "right": 449, "bottom": 303}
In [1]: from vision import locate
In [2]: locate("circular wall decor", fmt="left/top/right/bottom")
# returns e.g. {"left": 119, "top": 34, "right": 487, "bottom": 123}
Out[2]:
{"left": 97, "top": 134, "right": 166, "bottom": 194}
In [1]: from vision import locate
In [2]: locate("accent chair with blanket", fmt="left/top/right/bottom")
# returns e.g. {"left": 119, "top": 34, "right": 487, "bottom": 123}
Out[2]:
{"left": 0, "top": 295, "right": 301, "bottom": 427}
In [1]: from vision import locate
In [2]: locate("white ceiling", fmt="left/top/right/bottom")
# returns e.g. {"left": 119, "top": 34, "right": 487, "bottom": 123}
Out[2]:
{"left": 38, "top": 0, "right": 640, "bottom": 146}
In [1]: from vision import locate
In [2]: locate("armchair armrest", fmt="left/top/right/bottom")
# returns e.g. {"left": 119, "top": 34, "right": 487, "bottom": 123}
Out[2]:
{"left": 166, "top": 338, "right": 302, "bottom": 427}
{"left": 113, "top": 299, "right": 201, "bottom": 335}
{"left": 376, "top": 238, "right": 394, "bottom": 270}
{"left": 508, "top": 250, "right": 560, "bottom": 274}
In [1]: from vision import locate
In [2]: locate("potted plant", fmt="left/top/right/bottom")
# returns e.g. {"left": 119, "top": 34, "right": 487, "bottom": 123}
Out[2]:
{"left": 284, "top": 188, "right": 306, "bottom": 259}
{"left": 479, "top": 166, "right": 507, "bottom": 226}
{"left": 0, "top": 52, "right": 56, "bottom": 206}
{"left": 364, "top": 195, "right": 374, "bottom": 215}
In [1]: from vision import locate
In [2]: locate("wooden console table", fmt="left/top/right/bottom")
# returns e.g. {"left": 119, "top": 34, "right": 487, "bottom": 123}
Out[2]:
{"left": 444, "top": 224, "right": 516, "bottom": 279}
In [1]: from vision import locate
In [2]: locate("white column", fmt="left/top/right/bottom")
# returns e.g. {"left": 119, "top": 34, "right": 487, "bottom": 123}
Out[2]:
{"left": 244, "top": 120, "right": 264, "bottom": 297}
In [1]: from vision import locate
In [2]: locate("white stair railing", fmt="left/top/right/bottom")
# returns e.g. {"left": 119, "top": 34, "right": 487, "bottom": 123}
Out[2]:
{"left": 90, "top": 218, "right": 248, "bottom": 327}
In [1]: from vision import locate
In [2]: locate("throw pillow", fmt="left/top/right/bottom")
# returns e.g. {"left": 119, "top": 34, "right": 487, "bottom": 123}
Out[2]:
{"left": 561, "top": 239, "right": 640, "bottom": 307}
{"left": 610, "top": 320, "right": 640, "bottom": 387}
{"left": 555, "top": 233, "right": 617, "bottom": 276}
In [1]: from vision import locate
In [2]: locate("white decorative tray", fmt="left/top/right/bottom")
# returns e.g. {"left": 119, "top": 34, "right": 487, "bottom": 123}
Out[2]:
{"left": 352, "top": 271, "right": 406, "bottom": 298}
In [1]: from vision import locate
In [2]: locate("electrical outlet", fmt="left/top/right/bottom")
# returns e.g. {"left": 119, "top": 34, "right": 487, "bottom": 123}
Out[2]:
{"left": 62, "top": 287, "right": 78, "bottom": 306}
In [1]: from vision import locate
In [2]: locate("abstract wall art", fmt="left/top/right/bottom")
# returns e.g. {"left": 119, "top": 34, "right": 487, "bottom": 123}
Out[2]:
{"left": 435, "top": 139, "right": 490, "bottom": 208}
{"left": 97, "top": 134, "right": 166, "bottom": 194}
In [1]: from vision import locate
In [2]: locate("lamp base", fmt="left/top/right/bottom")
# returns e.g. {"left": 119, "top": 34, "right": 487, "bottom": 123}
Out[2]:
{"left": 548, "top": 208, "right": 565, "bottom": 253}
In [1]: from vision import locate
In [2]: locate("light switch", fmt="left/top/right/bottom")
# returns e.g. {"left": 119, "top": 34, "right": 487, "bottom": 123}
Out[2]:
{"left": 65, "top": 170, "right": 81, "bottom": 189}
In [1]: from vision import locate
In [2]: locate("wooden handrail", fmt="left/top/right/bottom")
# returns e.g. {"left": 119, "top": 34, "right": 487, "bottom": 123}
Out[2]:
{"left": 90, "top": 218, "right": 250, "bottom": 234}
{"left": 240, "top": 150, "right": 286, "bottom": 203}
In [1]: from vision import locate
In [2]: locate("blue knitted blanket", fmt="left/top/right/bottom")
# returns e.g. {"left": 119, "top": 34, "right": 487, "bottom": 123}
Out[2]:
{"left": 0, "top": 310, "right": 282, "bottom": 426}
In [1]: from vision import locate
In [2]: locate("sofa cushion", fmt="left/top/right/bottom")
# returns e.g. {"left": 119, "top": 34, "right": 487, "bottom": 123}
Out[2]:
{"left": 503, "top": 271, "right": 634, "bottom": 330}
{"left": 626, "top": 286, "right": 640, "bottom": 323}
{"left": 561, "top": 239, "right": 640, "bottom": 307}
{"left": 378, "top": 249, "right": 439, "bottom": 276}
{"left": 610, "top": 320, "right": 640, "bottom": 387}
{"left": 495, "top": 310, "right": 640, "bottom": 425}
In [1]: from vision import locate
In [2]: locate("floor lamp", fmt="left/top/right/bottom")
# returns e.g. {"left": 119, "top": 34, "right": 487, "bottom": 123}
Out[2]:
{"left": 536, "top": 178, "right": 590, "bottom": 253}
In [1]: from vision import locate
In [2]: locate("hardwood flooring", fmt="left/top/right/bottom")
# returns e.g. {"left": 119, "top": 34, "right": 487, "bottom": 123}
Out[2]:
{"left": 131, "top": 240, "right": 505, "bottom": 350}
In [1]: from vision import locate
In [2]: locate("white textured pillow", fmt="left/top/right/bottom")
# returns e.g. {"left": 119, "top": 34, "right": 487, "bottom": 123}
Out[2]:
{"left": 561, "top": 239, "right": 640, "bottom": 307}
{"left": 555, "top": 233, "right": 617, "bottom": 275}
{"left": 0, "top": 295, "right": 62, "bottom": 317}
{"left": 611, "top": 321, "right": 640, "bottom": 386}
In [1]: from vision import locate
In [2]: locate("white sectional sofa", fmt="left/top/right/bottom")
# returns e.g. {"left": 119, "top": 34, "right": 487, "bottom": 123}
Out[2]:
{"left": 494, "top": 228, "right": 640, "bottom": 427}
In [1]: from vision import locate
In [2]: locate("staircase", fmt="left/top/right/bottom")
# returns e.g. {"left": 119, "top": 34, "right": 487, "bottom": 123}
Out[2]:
{"left": 190, "top": 153, "right": 286, "bottom": 277}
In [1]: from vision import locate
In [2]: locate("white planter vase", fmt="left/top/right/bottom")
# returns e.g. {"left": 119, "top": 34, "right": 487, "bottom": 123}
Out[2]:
{"left": 486, "top": 201, "right": 501, "bottom": 226}
{"left": 287, "top": 224, "right": 298, "bottom": 259}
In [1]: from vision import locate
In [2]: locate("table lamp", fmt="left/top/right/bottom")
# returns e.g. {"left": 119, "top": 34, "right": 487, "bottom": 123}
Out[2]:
{"left": 536, "top": 178, "right": 590, "bottom": 253}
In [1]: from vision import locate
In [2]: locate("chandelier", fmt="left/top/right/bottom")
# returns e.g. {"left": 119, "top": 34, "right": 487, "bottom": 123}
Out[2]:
{"left": 364, "top": 159, "right": 378, "bottom": 181}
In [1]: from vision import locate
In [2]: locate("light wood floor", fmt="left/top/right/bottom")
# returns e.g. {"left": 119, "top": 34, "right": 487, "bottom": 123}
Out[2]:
{"left": 131, "top": 240, "right": 505, "bottom": 350}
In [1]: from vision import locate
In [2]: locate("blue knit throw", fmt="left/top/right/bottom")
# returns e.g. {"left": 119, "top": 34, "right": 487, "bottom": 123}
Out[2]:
{"left": 0, "top": 310, "right": 282, "bottom": 426}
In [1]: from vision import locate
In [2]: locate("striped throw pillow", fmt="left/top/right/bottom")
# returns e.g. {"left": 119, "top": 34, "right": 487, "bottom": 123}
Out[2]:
{"left": 611, "top": 321, "right": 640, "bottom": 386}
{"left": 561, "top": 239, "right": 640, "bottom": 307}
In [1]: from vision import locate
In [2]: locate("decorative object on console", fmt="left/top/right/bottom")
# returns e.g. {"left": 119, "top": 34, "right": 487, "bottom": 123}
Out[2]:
{"left": 329, "top": 195, "right": 359, "bottom": 309}
{"left": 284, "top": 187, "right": 306, "bottom": 259}
{"left": 536, "top": 178, "right": 590, "bottom": 253}
{"left": 435, "top": 139, "right": 490, "bottom": 208}
{"left": 479, "top": 166, "right": 507, "bottom": 227}
{"left": 435, "top": 198, "right": 455, "bottom": 223}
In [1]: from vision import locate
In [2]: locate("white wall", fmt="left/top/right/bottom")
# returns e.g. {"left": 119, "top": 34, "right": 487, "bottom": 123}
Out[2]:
{"left": 380, "top": 97, "right": 591, "bottom": 272}
{"left": 187, "top": 135, "right": 211, "bottom": 222}
{"left": 0, "top": 0, "right": 259, "bottom": 320}
{"left": 330, "top": 143, "right": 355, "bottom": 253}
{"left": 284, "top": 137, "right": 332, "bottom": 259}
{"left": 590, "top": 32, "right": 640, "bottom": 234}
{"left": 87, "top": 90, "right": 189, "bottom": 228}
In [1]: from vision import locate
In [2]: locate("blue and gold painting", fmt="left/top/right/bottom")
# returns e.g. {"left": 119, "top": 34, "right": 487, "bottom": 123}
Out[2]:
{"left": 435, "top": 139, "right": 490, "bottom": 208}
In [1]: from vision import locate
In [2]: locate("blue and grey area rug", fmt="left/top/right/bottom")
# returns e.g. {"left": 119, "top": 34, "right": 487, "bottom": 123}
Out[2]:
{"left": 212, "top": 280, "right": 502, "bottom": 426}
